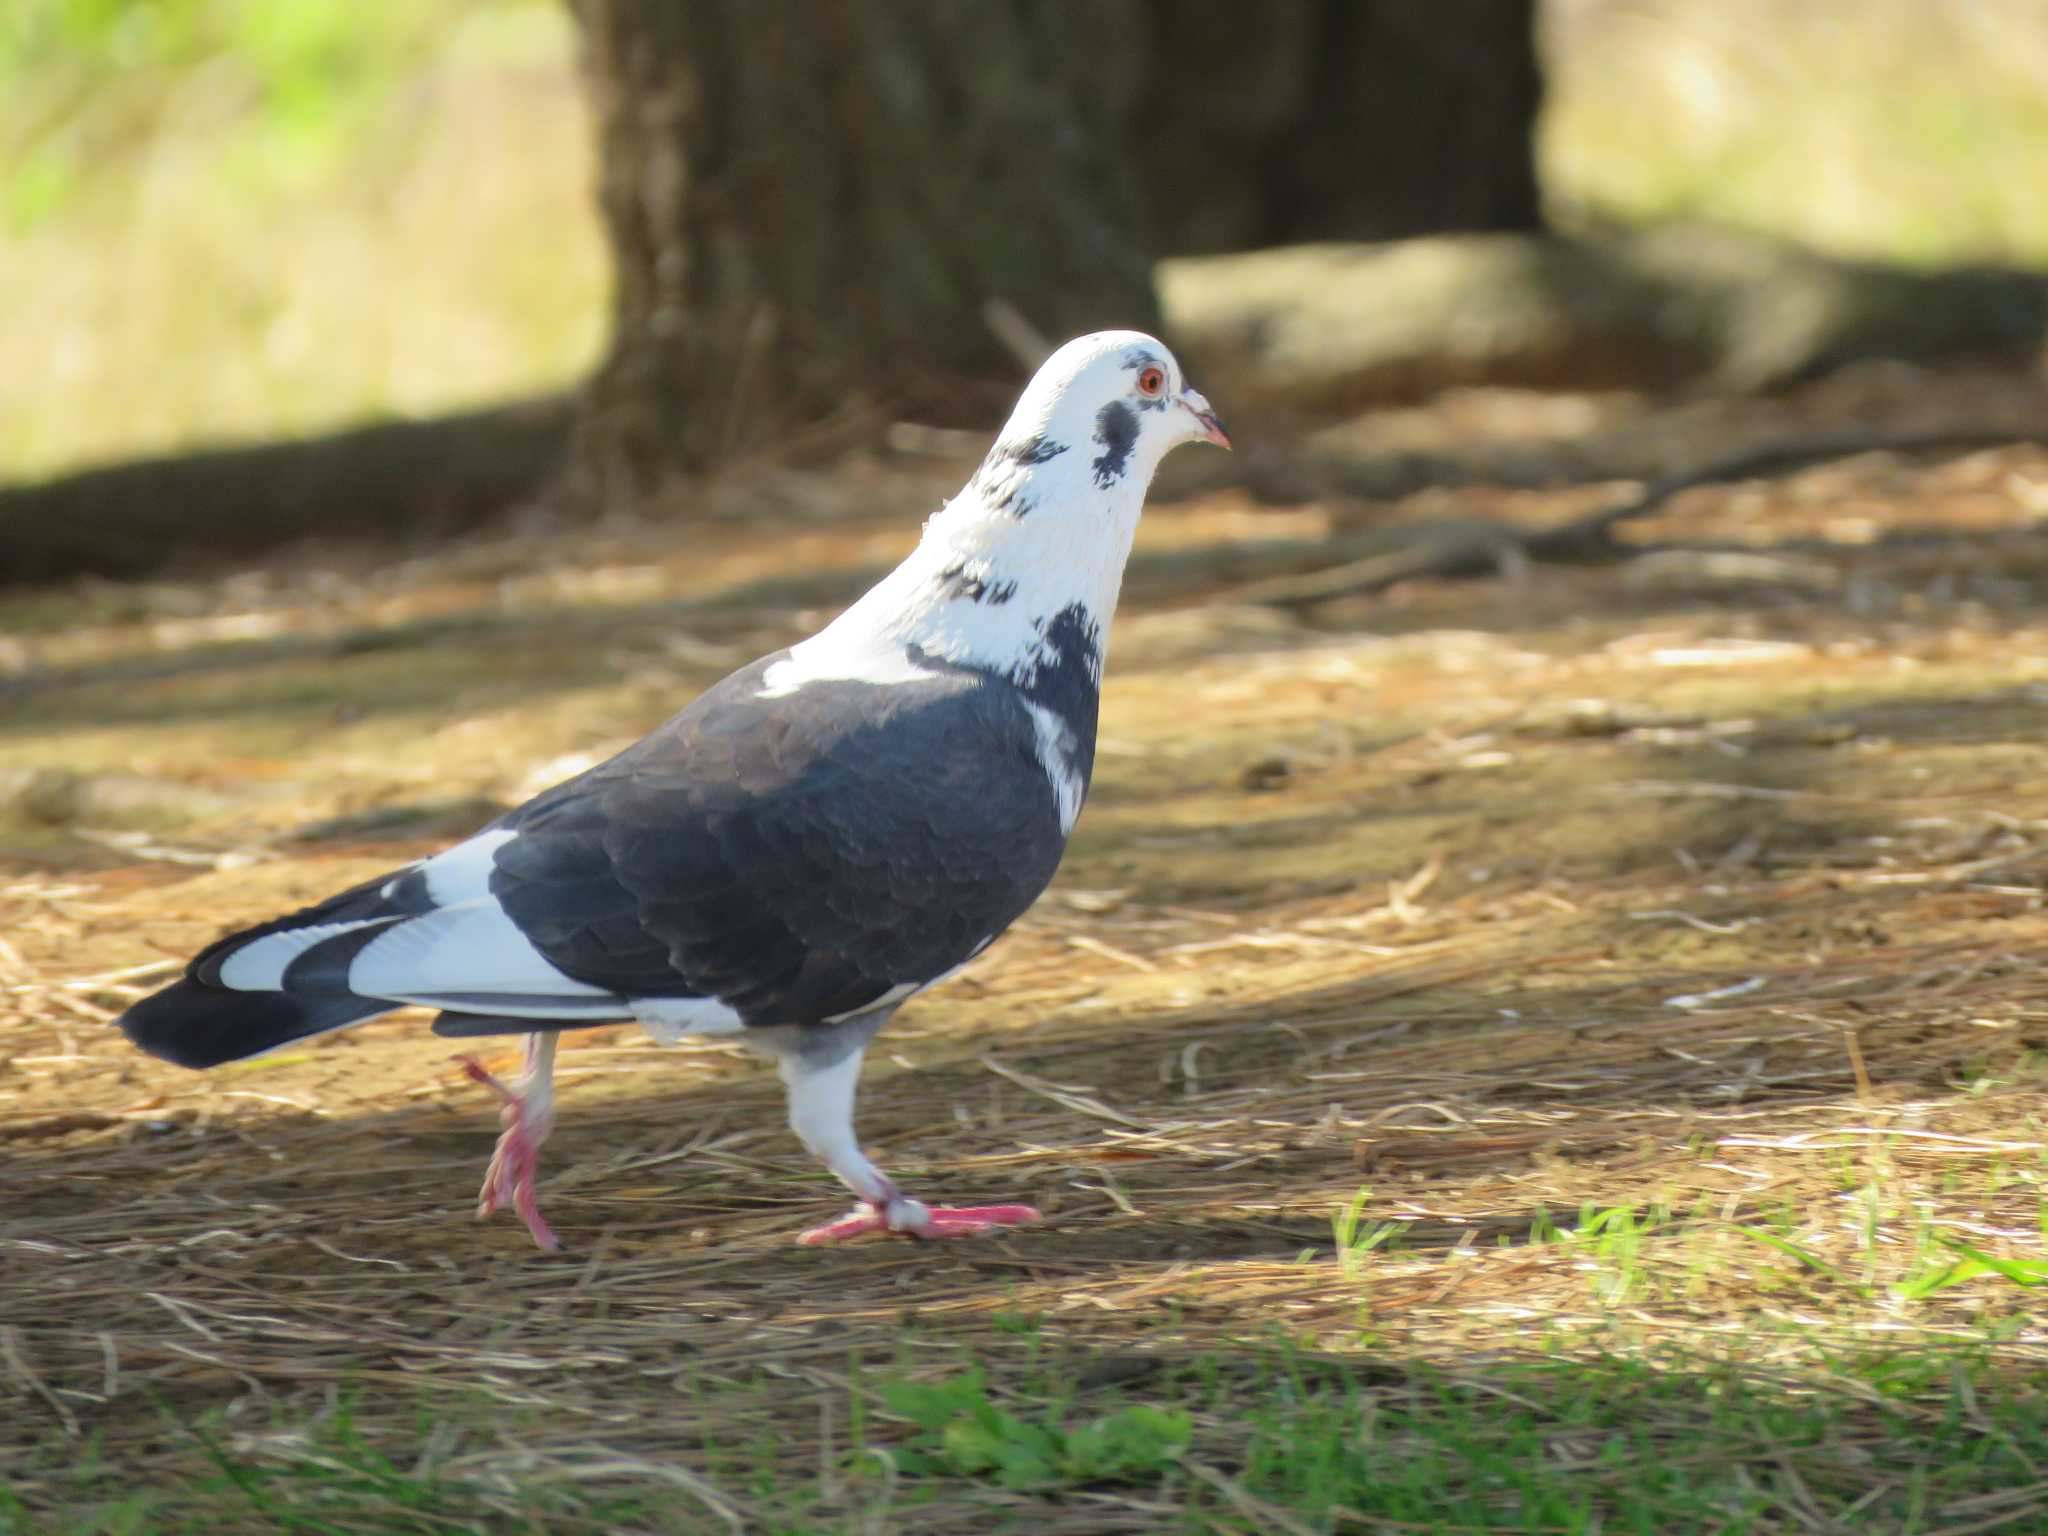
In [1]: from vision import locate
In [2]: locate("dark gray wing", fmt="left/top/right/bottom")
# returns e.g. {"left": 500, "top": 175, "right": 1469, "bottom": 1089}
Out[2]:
{"left": 486, "top": 654, "right": 1071, "bottom": 1027}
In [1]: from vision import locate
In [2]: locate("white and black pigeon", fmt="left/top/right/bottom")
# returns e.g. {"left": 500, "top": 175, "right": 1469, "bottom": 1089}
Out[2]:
{"left": 116, "top": 331, "right": 1230, "bottom": 1251}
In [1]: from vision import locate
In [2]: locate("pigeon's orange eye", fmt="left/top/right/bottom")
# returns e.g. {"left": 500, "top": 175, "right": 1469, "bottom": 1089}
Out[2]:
{"left": 1137, "top": 365, "right": 1166, "bottom": 397}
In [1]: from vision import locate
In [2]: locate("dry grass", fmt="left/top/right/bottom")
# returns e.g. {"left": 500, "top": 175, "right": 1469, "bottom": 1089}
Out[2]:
{"left": 9, "top": 364, "right": 2048, "bottom": 1528}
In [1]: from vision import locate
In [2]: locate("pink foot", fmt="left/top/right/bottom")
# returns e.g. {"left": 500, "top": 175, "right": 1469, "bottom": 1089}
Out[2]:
{"left": 797, "top": 1200, "right": 1041, "bottom": 1246}
{"left": 462, "top": 1057, "right": 559, "bottom": 1252}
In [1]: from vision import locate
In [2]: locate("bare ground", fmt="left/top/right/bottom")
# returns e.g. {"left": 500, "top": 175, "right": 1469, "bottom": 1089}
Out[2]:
{"left": 6, "top": 361, "right": 2048, "bottom": 1530}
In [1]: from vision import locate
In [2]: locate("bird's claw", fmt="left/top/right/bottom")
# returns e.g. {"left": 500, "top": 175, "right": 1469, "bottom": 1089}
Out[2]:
{"left": 796, "top": 1199, "right": 1040, "bottom": 1246}
{"left": 463, "top": 1056, "right": 559, "bottom": 1251}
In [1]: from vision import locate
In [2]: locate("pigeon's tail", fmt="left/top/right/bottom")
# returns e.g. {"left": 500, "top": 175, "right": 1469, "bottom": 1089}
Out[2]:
{"left": 117, "top": 980, "right": 389, "bottom": 1069}
{"left": 115, "top": 865, "right": 419, "bottom": 1069}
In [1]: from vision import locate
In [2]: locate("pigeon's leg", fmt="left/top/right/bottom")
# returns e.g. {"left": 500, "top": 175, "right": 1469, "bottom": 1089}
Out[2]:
{"left": 779, "top": 1046, "right": 1040, "bottom": 1246}
{"left": 462, "top": 1031, "right": 561, "bottom": 1251}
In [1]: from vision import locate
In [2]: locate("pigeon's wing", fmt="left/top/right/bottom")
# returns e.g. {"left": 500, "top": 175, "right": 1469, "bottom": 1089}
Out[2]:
{"left": 488, "top": 655, "right": 1072, "bottom": 1026}
{"left": 119, "top": 653, "right": 1072, "bottom": 1065}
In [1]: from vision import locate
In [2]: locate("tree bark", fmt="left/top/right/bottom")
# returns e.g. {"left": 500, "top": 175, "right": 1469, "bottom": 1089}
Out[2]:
{"left": 1133, "top": 0, "right": 1543, "bottom": 254}
{"left": 568, "top": 0, "right": 1544, "bottom": 500}
{"left": 1, "top": 0, "right": 1553, "bottom": 582}
{"left": 569, "top": 0, "right": 1159, "bottom": 506}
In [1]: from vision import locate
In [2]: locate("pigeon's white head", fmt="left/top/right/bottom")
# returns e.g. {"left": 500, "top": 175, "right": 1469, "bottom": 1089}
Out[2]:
{"left": 973, "top": 330, "right": 1232, "bottom": 513}
{"left": 763, "top": 330, "right": 1228, "bottom": 724}
{"left": 789, "top": 331, "right": 1229, "bottom": 689}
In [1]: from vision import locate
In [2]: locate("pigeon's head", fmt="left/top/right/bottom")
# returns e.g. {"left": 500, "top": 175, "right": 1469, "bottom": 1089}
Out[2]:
{"left": 798, "top": 332, "right": 1228, "bottom": 688}
{"left": 992, "top": 331, "right": 1230, "bottom": 502}
{"left": 928, "top": 328, "right": 1228, "bottom": 561}
{"left": 854, "top": 331, "right": 1227, "bottom": 659}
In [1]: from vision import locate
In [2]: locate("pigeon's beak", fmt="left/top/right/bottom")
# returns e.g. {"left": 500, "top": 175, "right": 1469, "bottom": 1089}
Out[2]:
{"left": 1179, "top": 387, "right": 1231, "bottom": 450}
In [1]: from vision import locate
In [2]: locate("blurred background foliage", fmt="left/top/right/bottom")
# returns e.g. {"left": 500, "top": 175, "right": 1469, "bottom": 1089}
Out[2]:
{"left": 1544, "top": 0, "right": 2048, "bottom": 265}
{"left": 0, "top": 0, "right": 606, "bottom": 479}
{"left": 3, "top": 0, "right": 2047, "bottom": 482}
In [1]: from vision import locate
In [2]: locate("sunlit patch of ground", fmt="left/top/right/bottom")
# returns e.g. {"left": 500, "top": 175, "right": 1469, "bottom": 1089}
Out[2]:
{"left": 7, "top": 366, "right": 2048, "bottom": 1529}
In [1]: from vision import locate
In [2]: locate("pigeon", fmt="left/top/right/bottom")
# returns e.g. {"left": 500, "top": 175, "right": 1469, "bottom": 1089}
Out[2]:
{"left": 115, "top": 331, "right": 1230, "bottom": 1250}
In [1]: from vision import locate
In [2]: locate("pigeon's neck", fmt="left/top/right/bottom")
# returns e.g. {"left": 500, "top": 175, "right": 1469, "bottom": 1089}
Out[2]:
{"left": 785, "top": 443, "right": 1148, "bottom": 700}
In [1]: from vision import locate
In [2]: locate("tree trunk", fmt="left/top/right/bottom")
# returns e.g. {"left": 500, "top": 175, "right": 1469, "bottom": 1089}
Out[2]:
{"left": 0, "top": 1, "right": 1551, "bottom": 585}
{"left": 569, "top": 0, "right": 1544, "bottom": 500}
{"left": 569, "top": 0, "right": 1160, "bottom": 506}
{"left": 1132, "top": 1, "right": 1544, "bottom": 254}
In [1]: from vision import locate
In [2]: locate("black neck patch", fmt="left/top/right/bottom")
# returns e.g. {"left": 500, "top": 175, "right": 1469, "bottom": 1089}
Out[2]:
{"left": 1011, "top": 602, "right": 1102, "bottom": 790}
{"left": 971, "top": 434, "right": 1067, "bottom": 516}
{"left": 1091, "top": 401, "right": 1138, "bottom": 488}
{"left": 935, "top": 561, "right": 1018, "bottom": 606}
{"left": 1000, "top": 435, "right": 1068, "bottom": 467}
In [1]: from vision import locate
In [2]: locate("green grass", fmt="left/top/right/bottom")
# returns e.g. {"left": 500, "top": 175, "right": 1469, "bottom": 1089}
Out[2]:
{"left": 8, "top": 1336, "right": 2048, "bottom": 1534}
{"left": 879, "top": 1368, "right": 1193, "bottom": 1490}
